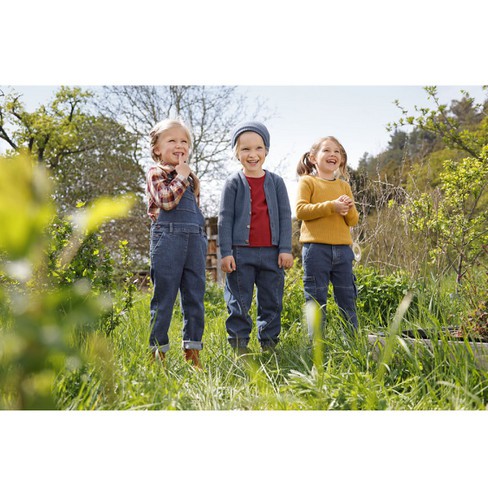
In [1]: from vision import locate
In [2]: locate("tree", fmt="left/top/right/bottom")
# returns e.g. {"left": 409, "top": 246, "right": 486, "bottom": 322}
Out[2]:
{"left": 450, "top": 96, "right": 485, "bottom": 129}
{"left": 351, "top": 86, "right": 488, "bottom": 275}
{"left": 404, "top": 147, "right": 488, "bottom": 287}
{"left": 0, "top": 86, "right": 93, "bottom": 166}
{"left": 51, "top": 115, "right": 148, "bottom": 264}
{"left": 97, "top": 85, "right": 267, "bottom": 215}
{"left": 391, "top": 86, "right": 488, "bottom": 160}
{"left": 0, "top": 86, "right": 149, "bottom": 266}
{"left": 394, "top": 86, "right": 488, "bottom": 285}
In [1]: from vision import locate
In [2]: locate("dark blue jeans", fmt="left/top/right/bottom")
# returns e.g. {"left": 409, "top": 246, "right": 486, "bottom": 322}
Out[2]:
{"left": 224, "top": 246, "right": 284, "bottom": 349}
{"left": 149, "top": 222, "right": 208, "bottom": 353}
{"left": 302, "top": 243, "right": 358, "bottom": 333}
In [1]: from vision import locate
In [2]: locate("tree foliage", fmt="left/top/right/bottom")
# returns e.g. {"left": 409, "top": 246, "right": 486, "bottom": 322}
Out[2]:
{"left": 97, "top": 85, "right": 266, "bottom": 215}
{"left": 404, "top": 148, "right": 488, "bottom": 285}
{"left": 352, "top": 86, "right": 488, "bottom": 278}
{"left": 0, "top": 86, "right": 93, "bottom": 166}
{"left": 0, "top": 153, "right": 135, "bottom": 409}
{"left": 392, "top": 86, "right": 488, "bottom": 161}
{"left": 0, "top": 86, "right": 149, "bottom": 266}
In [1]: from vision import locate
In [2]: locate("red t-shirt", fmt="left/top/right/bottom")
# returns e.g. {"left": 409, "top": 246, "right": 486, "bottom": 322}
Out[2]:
{"left": 246, "top": 174, "right": 272, "bottom": 247}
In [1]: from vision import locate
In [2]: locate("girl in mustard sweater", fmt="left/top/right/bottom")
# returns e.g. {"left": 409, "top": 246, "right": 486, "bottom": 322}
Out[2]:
{"left": 296, "top": 136, "right": 359, "bottom": 336}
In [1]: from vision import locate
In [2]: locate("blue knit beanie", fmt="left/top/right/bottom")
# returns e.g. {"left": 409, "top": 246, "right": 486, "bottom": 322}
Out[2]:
{"left": 231, "top": 121, "right": 270, "bottom": 151}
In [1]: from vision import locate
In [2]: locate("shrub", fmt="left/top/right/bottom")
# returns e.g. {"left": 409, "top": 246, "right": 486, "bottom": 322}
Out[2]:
{"left": 0, "top": 154, "right": 135, "bottom": 409}
{"left": 355, "top": 265, "right": 414, "bottom": 326}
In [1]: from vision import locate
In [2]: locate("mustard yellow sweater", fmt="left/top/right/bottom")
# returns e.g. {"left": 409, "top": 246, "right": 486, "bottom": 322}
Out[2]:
{"left": 296, "top": 175, "right": 359, "bottom": 245}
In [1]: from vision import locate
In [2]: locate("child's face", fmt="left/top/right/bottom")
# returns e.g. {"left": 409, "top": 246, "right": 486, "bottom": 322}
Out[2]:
{"left": 236, "top": 131, "right": 267, "bottom": 177}
{"left": 311, "top": 139, "right": 344, "bottom": 178}
{"left": 153, "top": 127, "right": 190, "bottom": 166}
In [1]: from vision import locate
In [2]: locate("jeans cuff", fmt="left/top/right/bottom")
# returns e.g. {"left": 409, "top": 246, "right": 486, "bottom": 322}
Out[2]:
{"left": 150, "top": 344, "right": 170, "bottom": 354}
{"left": 228, "top": 338, "right": 249, "bottom": 349}
{"left": 183, "top": 341, "right": 203, "bottom": 350}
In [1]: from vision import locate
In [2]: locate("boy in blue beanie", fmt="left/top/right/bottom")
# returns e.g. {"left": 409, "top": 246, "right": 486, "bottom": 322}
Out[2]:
{"left": 218, "top": 121, "right": 293, "bottom": 353}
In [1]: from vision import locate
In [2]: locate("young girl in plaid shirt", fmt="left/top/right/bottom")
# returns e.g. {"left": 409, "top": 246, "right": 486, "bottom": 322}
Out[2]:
{"left": 146, "top": 118, "right": 207, "bottom": 368}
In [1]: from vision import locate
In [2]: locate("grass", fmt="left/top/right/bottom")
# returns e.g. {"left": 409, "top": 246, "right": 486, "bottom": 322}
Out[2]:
{"left": 54, "top": 274, "right": 488, "bottom": 410}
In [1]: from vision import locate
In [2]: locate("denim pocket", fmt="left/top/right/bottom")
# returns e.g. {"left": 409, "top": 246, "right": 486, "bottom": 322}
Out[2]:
{"left": 301, "top": 243, "right": 311, "bottom": 266}
{"left": 347, "top": 245, "right": 355, "bottom": 263}
{"left": 150, "top": 225, "right": 166, "bottom": 255}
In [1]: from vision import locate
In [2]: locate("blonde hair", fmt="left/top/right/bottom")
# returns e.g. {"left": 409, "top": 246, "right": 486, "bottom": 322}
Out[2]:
{"left": 149, "top": 118, "right": 193, "bottom": 162}
{"left": 297, "top": 136, "right": 349, "bottom": 181}
{"left": 149, "top": 118, "right": 200, "bottom": 200}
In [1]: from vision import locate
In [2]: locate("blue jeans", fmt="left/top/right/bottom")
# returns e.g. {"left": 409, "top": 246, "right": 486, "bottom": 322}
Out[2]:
{"left": 224, "top": 246, "right": 285, "bottom": 349}
{"left": 302, "top": 243, "right": 358, "bottom": 333}
{"left": 149, "top": 222, "right": 208, "bottom": 353}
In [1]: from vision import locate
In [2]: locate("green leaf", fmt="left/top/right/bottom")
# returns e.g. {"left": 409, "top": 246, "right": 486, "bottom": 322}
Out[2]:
{"left": 71, "top": 195, "right": 136, "bottom": 236}
{"left": 0, "top": 154, "right": 54, "bottom": 260}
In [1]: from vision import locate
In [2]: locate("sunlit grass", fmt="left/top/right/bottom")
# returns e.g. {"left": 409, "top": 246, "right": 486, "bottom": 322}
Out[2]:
{"left": 54, "top": 280, "right": 488, "bottom": 410}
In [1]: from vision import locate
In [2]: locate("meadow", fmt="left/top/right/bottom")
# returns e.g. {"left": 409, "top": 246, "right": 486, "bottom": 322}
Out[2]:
{"left": 54, "top": 266, "right": 488, "bottom": 411}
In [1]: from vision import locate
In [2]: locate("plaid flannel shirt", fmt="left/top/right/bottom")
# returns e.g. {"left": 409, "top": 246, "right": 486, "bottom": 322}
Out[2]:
{"left": 146, "top": 164, "right": 190, "bottom": 220}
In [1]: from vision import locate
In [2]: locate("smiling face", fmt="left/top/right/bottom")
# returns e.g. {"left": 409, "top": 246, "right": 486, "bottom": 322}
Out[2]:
{"left": 236, "top": 131, "right": 267, "bottom": 177}
{"left": 153, "top": 127, "right": 190, "bottom": 166}
{"left": 310, "top": 138, "right": 345, "bottom": 179}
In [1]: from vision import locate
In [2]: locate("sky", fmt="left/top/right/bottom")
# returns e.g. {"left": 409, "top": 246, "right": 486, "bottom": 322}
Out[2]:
{"left": 238, "top": 85, "right": 487, "bottom": 199}
{"left": 3, "top": 84, "right": 486, "bottom": 213}
{"left": 7, "top": 85, "right": 487, "bottom": 169}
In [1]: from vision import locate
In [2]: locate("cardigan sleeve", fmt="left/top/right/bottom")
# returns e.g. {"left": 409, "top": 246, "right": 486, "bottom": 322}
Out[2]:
{"left": 217, "top": 176, "right": 237, "bottom": 258}
{"left": 275, "top": 175, "right": 293, "bottom": 254}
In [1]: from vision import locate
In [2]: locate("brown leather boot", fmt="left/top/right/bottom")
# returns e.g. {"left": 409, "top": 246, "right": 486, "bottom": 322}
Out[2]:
{"left": 184, "top": 349, "right": 202, "bottom": 369}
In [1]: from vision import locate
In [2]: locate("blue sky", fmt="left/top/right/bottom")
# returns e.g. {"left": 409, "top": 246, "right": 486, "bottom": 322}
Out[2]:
{"left": 4, "top": 84, "right": 486, "bottom": 211}
{"left": 8, "top": 84, "right": 486, "bottom": 169}
{"left": 238, "top": 85, "right": 487, "bottom": 186}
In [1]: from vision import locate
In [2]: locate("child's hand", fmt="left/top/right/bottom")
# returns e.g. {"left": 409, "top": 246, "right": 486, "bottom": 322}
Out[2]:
{"left": 278, "top": 253, "right": 294, "bottom": 270}
{"left": 333, "top": 197, "right": 351, "bottom": 216}
{"left": 175, "top": 153, "right": 191, "bottom": 179}
{"left": 221, "top": 255, "right": 236, "bottom": 273}
{"left": 338, "top": 194, "right": 353, "bottom": 206}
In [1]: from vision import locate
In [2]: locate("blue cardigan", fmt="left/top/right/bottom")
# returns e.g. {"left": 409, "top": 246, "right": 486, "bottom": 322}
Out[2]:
{"left": 218, "top": 170, "right": 292, "bottom": 258}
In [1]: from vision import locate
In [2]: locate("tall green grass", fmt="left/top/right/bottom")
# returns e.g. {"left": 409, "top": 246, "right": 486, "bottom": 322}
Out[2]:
{"left": 54, "top": 272, "right": 488, "bottom": 410}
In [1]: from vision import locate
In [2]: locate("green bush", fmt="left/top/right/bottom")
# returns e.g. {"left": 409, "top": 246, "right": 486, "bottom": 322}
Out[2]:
{"left": 47, "top": 216, "right": 114, "bottom": 292}
{"left": 355, "top": 265, "right": 415, "bottom": 326}
{"left": 46, "top": 215, "right": 136, "bottom": 336}
{"left": 0, "top": 154, "right": 135, "bottom": 409}
{"left": 458, "top": 269, "right": 488, "bottom": 340}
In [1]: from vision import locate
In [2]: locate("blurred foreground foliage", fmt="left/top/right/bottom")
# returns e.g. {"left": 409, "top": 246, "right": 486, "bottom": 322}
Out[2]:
{"left": 0, "top": 153, "right": 135, "bottom": 409}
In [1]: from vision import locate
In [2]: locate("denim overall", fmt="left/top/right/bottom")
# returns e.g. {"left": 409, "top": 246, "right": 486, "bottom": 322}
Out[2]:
{"left": 149, "top": 185, "right": 207, "bottom": 353}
